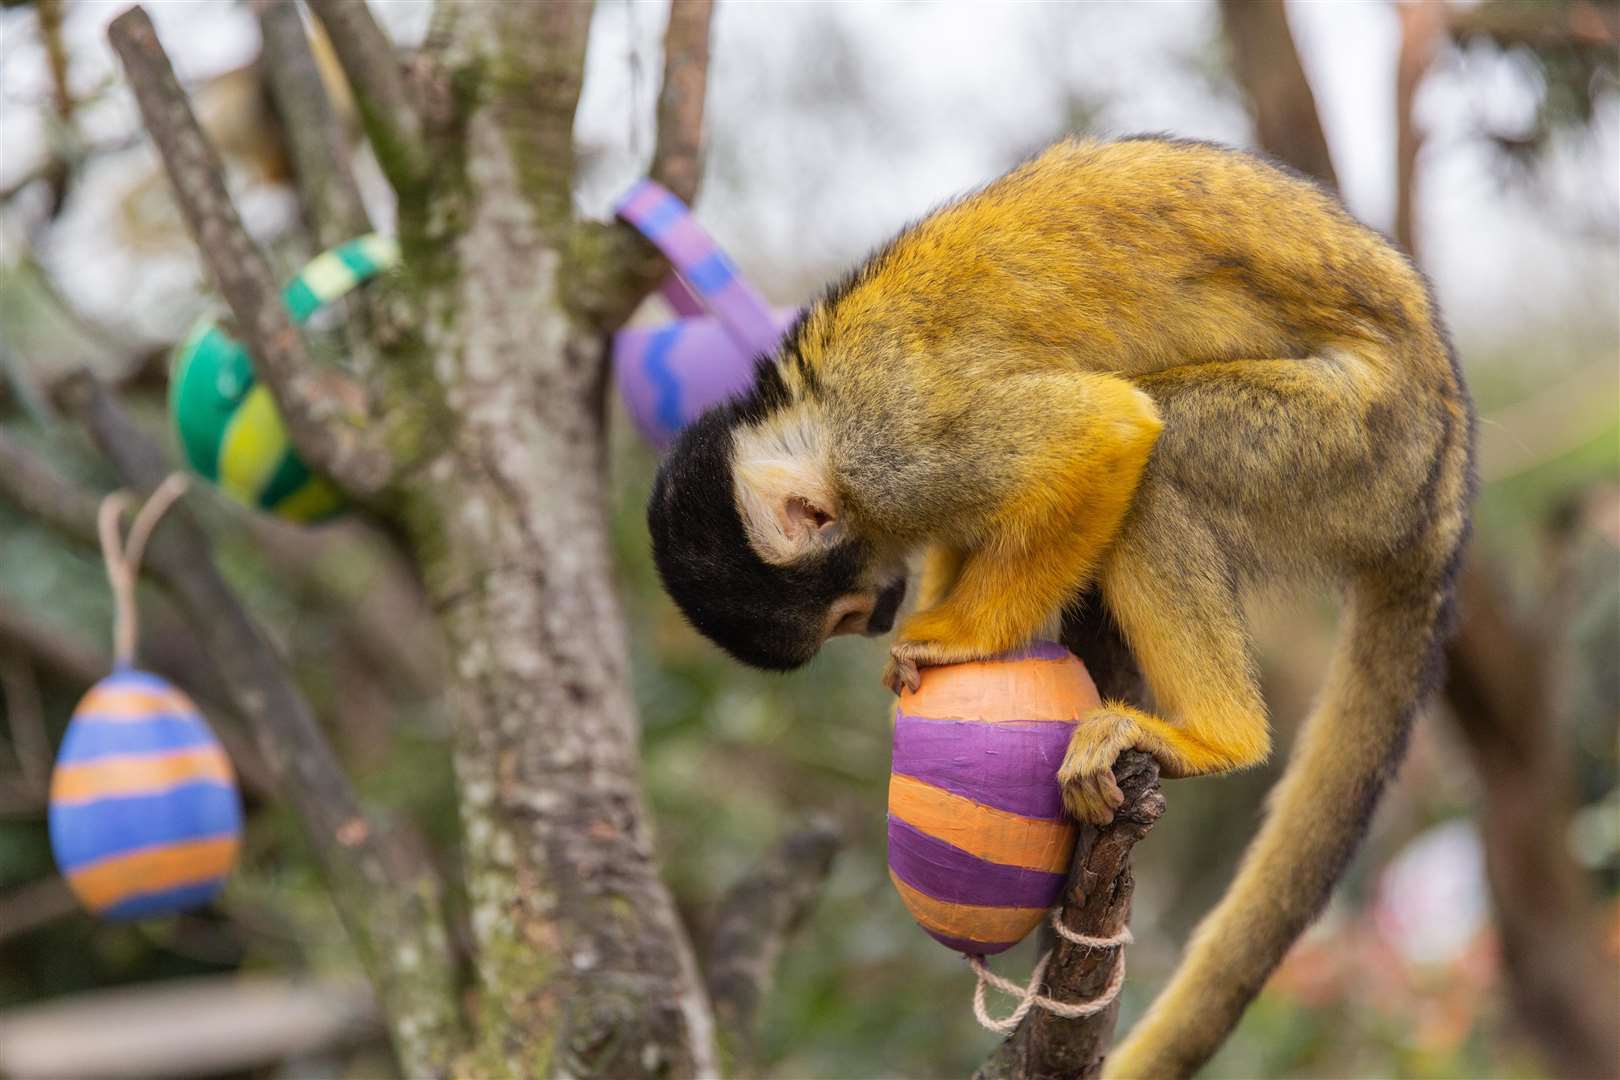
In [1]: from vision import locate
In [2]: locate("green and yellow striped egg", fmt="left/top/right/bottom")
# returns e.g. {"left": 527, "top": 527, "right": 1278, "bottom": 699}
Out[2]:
{"left": 169, "top": 234, "right": 398, "bottom": 522}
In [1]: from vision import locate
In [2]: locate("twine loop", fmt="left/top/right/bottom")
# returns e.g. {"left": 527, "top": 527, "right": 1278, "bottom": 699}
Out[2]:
{"left": 98, "top": 474, "right": 189, "bottom": 667}
{"left": 969, "top": 910, "right": 1133, "bottom": 1035}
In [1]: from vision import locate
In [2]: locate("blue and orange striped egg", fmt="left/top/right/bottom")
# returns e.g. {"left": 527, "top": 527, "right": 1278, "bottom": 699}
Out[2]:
{"left": 888, "top": 640, "right": 1099, "bottom": 956}
{"left": 48, "top": 668, "right": 242, "bottom": 920}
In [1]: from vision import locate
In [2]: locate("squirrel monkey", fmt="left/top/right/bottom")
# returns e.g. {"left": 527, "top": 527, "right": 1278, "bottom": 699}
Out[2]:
{"left": 648, "top": 136, "right": 1473, "bottom": 1077}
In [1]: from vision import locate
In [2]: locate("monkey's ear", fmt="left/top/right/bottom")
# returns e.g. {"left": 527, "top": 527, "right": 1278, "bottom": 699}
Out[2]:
{"left": 734, "top": 457, "right": 842, "bottom": 564}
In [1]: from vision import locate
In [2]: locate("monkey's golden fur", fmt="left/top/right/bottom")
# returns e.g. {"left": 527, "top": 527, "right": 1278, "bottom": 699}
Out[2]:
{"left": 719, "top": 137, "right": 1475, "bottom": 1076}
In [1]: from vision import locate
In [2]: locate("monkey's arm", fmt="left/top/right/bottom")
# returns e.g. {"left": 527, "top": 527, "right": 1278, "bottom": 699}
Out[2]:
{"left": 883, "top": 371, "right": 1161, "bottom": 692}
{"left": 1058, "top": 352, "right": 1402, "bottom": 822}
{"left": 914, "top": 544, "right": 964, "bottom": 609}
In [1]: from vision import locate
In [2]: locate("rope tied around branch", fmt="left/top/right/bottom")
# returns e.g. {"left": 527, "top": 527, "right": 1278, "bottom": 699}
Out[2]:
{"left": 969, "top": 909, "right": 1133, "bottom": 1036}
{"left": 97, "top": 473, "right": 188, "bottom": 667}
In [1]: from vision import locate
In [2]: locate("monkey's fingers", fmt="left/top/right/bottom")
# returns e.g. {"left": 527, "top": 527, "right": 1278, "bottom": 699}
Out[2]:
{"left": 881, "top": 653, "right": 921, "bottom": 696}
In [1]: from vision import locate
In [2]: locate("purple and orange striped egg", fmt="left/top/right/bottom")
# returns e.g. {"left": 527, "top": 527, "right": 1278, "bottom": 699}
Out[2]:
{"left": 888, "top": 640, "right": 1099, "bottom": 956}
{"left": 48, "top": 668, "right": 241, "bottom": 920}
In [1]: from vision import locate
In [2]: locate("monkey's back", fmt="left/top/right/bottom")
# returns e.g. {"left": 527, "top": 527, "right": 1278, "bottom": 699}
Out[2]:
{"left": 793, "top": 137, "right": 1448, "bottom": 392}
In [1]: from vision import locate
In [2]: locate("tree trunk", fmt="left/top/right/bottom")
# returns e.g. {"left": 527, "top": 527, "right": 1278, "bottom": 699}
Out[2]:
{"left": 393, "top": 6, "right": 716, "bottom": 1074}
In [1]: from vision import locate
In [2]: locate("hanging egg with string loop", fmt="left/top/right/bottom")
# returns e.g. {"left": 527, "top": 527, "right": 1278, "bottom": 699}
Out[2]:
{"left": 48, "top": 476, "right": 242, "bottom": 919}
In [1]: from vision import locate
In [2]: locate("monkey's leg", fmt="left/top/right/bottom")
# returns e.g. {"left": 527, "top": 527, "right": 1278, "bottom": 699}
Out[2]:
{"left": 883, "top": 372, "right": 1162, "bottom": 693}
{"left": 1057, "top": 479, "right": 1271, "bottom": 824}
{"left": 1055, "top": 351, "right": 1427, "bottom": 823}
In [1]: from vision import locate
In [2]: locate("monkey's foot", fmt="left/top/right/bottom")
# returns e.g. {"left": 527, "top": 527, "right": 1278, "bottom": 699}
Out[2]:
{"left": 1057, "top": 709, "right": 1144, "bottom": 825}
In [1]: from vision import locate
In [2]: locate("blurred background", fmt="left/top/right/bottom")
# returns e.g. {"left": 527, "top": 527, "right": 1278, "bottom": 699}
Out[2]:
{"left": 0, "top": 1, "right": 1615, "bottom": 1077}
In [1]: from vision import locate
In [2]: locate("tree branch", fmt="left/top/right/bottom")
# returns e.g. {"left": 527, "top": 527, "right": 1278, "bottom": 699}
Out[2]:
{"left": 706, "top": 818, "right": 841, "bottom": 1072}
{"left": 106, "top": 7, "right": 395, "bottom": 498}
{"left": 651, "top": 0, "right": 716, "bottom": 206}
{"left": 252, "top": 0, "right": 396, "bottom": 392}
{"left": 565, "top": 0, "right": 719, "bottom": 332}
{"left": 1394, "top": 1, "right": 1449, "bottom": 260}
{"left": 0, "top": 876, "right": 78, "bottom": 945}
{"left": 1448, "top": 0, "right": 1619, "bottom": 50}
{"left": 30, "top": 0, "right": 75, "bottom": 220}
{"left": 1218, "top": 0, "right": 1338, "bottom": 190}
{"left": 0, "top": 655, "right": 49, "bottom": 796}
{"left": 252, "top": 0, "right": 371, "bottom": 247}
{"left": 964, "top": 599, "right": 1158, "bottom": 1077}
{"left": 1443, "top": 555, "right": 1620, "bottom": 1079}
{"left": 975, "top": 751, "right": 1163, "bottom": 1080}
{"left": 304, "top": 0, "right": 427, "bottom": 191}
{"left": 0, "top": 430, "right": 104, "bottom": 547}
{"left": 0, "top": 385, "right": 462, "bottom": 1077}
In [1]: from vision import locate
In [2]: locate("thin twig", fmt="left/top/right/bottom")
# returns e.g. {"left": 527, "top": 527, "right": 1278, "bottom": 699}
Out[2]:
{"left": 106, "top": 7, "right": 394, "bottom": 498}
{"left": 1448, "top": 0, "right": 1619, "bottom": 49}
{"left": 650, "top": 0, "right": 716, "bottom": 206}
{"left": 706, "top": 817, "right": 840, "bottom": 1072}
{"left": 305, "top": 0, "right": 426, "bottom": 191}
{"left": 31, "top": 0, "right": 75, "bottom": 219}
{"left": 252, "top": 0, "right": 372, "bottom": 248}
{"left": 0, "top": 655, "right": 50, "bottom": 795}
{"left": 1218, "top": 0, "right": 1338, "bottom": 190}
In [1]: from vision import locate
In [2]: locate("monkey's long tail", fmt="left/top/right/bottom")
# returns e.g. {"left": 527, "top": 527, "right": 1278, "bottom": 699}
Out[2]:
{"left": 1102, "top": 535, "right": 1470, "bottom": 1077}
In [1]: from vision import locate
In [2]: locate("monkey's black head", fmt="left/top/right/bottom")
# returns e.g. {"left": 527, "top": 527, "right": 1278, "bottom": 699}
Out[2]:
{"left": 648, "top": 404, "right": 905, "bottom": 671}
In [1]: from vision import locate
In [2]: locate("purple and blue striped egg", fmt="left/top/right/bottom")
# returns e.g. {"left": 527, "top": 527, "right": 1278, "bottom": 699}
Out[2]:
{"left": 48, "top": 668, "right": 242, "bottom": 920}
{"left": 888, "top": 640, "right": 1100, "bottom": 956}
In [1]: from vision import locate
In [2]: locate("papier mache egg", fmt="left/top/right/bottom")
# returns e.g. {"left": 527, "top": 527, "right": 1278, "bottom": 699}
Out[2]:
{"left": 613, "top": 308, "right": 801, "bottom": 449}
{"left": 610, "top": 178, "right": 803, "bottom": 449}
{"left": 49, "top": 668, "right": 242, "bottom": 920}
{"left": 169, "top": 233, "right": 398, "bottom": 522}
{"left": 887, "top": 640, "right": 1100, "bottom": 956}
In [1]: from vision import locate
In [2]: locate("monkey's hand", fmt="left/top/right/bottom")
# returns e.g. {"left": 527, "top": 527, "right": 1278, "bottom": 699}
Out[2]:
{"left": 882, "top": 628, "right": 983, "bottom": 696}
{"left": 882, "top": 649, "right": 921, "bottom": 696}
{"left": 882, "top": 640, "right": 938, "bottom": 696}
{"left": 1058, "top": 706, "right": 1149, "bottom": 825}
